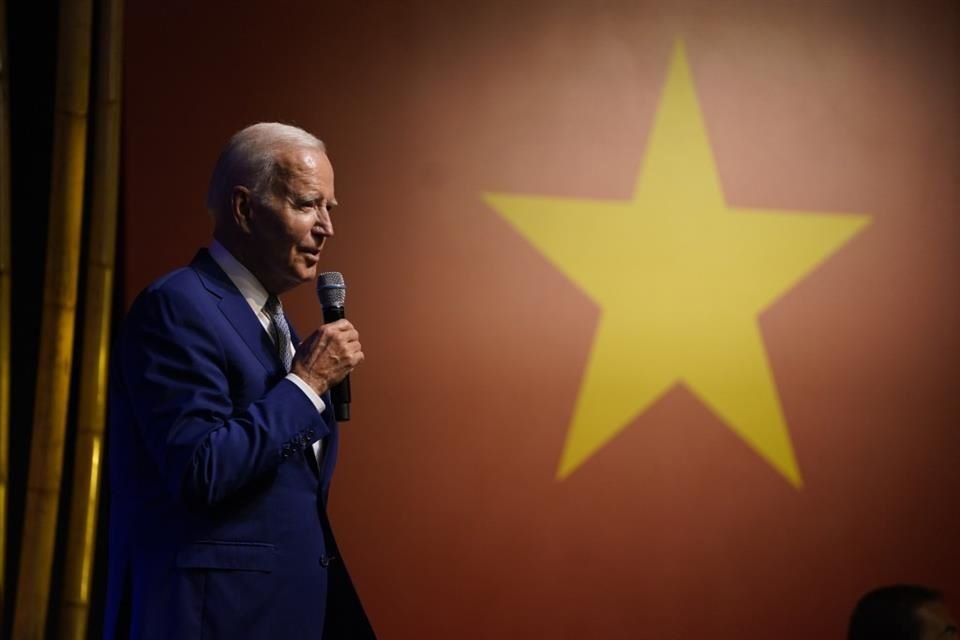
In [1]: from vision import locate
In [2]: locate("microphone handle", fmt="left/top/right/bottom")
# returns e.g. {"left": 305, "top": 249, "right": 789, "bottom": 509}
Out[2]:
{"left": 321, "top": 305, "right": 351, "bottom": 422}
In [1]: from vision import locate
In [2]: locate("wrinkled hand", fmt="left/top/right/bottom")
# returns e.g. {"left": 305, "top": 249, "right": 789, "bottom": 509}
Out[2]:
{"left": 291, "top": 319, "right": 364, "bottom": 396}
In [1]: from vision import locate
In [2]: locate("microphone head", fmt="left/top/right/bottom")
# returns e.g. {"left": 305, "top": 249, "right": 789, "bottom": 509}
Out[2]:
{"left": 317, "top": 272, "right": 347, "bottom": 308}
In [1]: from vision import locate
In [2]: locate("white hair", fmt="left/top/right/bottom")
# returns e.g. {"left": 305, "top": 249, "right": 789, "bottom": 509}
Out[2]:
{"left": 206, "top": 122, "right": 325, "bottom": 215}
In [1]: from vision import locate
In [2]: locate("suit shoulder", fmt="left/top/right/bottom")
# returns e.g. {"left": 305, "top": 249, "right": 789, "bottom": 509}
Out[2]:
{"left": 146, "top": 265, "right": 205, "bottom": 295}
{"left": 126, "top": 266, "right": 210, "bottom": 321}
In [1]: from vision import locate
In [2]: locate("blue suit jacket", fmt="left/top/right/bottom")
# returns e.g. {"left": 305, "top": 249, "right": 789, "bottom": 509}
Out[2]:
{"left": 104, "top": 250, "right": 369, "bottom": 638}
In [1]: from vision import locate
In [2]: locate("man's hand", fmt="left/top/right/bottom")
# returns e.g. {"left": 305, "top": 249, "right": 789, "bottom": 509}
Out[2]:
{"left": 291, "top": 319, "right": 364, "bottom": 396}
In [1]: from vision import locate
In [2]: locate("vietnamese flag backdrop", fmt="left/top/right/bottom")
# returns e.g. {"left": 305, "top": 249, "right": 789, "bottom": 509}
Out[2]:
{"left": 124, "top": 1, "right": 959, "bottom": 637}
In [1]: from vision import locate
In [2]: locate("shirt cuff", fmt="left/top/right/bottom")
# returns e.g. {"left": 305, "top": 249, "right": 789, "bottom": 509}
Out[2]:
{"left": 286, "top": 373, "right": 327, "bottom": 414}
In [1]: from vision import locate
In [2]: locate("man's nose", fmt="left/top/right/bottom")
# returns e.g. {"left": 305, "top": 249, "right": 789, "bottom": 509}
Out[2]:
{"left": 315, "top": 208, "right": 334, "bottom": 236}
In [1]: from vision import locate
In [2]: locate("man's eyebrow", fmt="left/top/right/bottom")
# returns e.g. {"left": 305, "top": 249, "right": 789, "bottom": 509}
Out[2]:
{"left": 288, "top": 193, "right": 338, "bottom": 209}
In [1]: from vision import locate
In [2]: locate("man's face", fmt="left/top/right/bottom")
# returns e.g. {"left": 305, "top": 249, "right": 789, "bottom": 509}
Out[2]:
{"left": 245, "top": 146, "right": 336, "bottom": 293}
{"left": 917, "top": 601, "right": 959, "bottom": 640}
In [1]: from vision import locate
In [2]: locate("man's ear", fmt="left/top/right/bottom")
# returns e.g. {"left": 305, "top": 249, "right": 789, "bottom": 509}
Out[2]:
{"left": 231, "top": 186, "right": 254, "bottom": 233}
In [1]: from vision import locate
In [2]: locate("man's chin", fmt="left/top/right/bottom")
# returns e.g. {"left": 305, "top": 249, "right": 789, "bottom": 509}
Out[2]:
{"left": 297, "top": 264, "right": 319, "bottom": 284}
{"left": 274, "top": 270, "right": 316, "bottom": 294}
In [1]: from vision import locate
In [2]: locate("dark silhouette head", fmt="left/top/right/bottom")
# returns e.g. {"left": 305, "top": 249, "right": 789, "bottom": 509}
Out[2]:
{"left": 849, "top": 585, "right": 957, "bottom": 640}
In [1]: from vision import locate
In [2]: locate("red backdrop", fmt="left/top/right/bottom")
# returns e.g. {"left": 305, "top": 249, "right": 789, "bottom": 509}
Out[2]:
{"left": 124, "top": 1, "right": 960, "bottom": 637}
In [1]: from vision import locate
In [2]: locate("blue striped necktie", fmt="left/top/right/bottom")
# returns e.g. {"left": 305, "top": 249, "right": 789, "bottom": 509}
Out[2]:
{"left": 264, "top": 295, "right": 293, "bottom": 372}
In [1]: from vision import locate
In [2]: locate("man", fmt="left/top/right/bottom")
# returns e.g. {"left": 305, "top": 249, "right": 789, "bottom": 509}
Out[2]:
{"left": 849, "top": 584, "right": 958, "bottom": 640}
{"left": 104, "top": 123, "right": 374, "bottom": 638}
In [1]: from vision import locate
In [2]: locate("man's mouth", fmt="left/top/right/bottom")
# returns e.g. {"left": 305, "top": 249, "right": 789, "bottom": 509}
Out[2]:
{"left": 300, "top": 248, "right": 320, "bottom": 265}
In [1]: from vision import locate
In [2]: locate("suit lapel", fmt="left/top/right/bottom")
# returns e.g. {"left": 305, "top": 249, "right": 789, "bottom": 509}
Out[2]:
{"left": 190, "top": 249, "right": 280, "bottom": 375}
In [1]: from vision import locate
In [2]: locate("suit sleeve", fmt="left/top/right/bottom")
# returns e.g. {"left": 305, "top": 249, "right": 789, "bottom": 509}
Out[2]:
{"left": 118, "top": 285, "right": 329, "bottom": 508}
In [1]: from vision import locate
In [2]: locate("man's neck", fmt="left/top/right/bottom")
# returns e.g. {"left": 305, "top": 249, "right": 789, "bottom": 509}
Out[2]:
{"left": 212, "top": 232, "right": 275, "bottom": 294}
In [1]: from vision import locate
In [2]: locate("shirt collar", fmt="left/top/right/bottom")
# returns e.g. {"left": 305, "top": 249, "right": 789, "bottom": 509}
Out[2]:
{"left": 209, "top": 240, "right": 272, "bottom": 313}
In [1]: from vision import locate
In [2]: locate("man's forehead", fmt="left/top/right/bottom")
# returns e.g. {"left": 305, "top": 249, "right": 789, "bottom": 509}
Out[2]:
{"left": 276, "top": 145, "right": 329, "bottom": 169}
{"left": 273, "top": 146, "right": 333, "bottom": 185}
{"left": 917, "top": 601, "right": 959, "bottom": 638}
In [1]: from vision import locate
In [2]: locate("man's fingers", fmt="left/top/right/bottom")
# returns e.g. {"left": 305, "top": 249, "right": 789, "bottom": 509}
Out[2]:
{"left": 321, "top": 318, "right": 351, "bottom": 330}
{"left": 291, "top": 321, "right": 364, "bottom": 393}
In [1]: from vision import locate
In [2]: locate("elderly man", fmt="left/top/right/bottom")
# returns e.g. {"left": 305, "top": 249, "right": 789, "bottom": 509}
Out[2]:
{"left": 104, "top": 123, "right": 374, "bottom": 638}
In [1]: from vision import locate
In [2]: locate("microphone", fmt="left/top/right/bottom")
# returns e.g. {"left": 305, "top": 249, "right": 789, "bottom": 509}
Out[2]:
{"left": 316, "top": 272, "right": 351, "bottom": 422}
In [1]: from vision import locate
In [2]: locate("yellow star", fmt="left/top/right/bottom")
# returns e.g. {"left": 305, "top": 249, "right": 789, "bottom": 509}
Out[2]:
{"left": 484, "top": 40, "right": 869, "bottom": 487}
